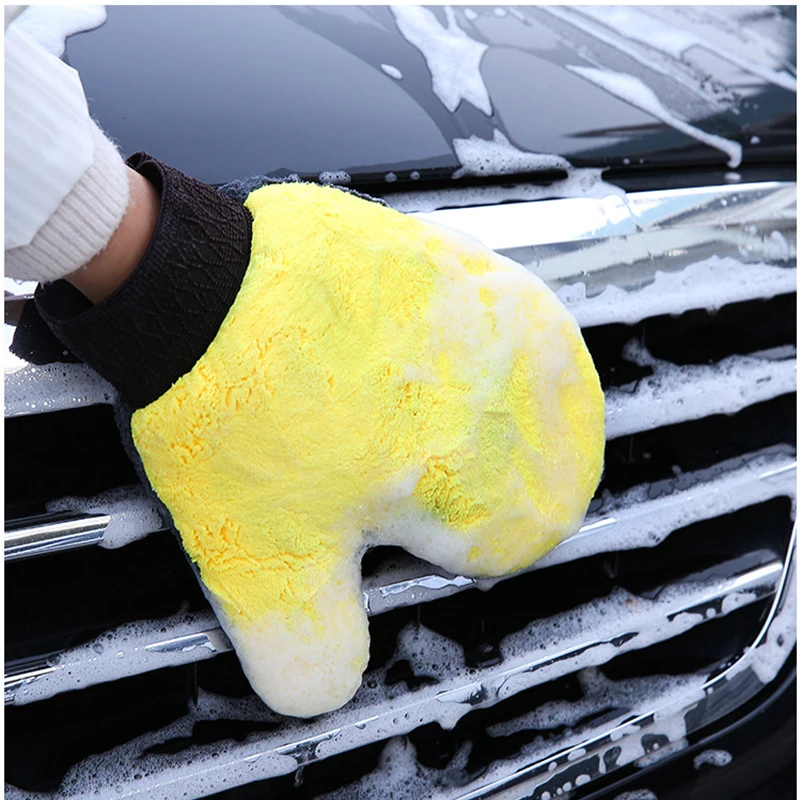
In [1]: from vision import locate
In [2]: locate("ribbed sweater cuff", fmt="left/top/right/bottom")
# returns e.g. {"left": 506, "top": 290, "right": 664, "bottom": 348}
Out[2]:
{"left": 5, "top": 120, "right": 130, "bottom": 282}
{"left": 34, "top": 154, "right": 253, "bottom": 410}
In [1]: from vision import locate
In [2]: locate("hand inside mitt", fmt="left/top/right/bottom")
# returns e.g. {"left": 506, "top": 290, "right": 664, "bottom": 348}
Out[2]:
{"left": 37, "top": 159, "right": 605, "bottom": 717}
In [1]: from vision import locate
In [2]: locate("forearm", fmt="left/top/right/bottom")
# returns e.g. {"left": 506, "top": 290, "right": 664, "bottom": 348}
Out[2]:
{"left": 5, "top": 19, "right": 131, "bottom": 290}
{"left": 65, "top": 166, "right": 160, "bottom": 304}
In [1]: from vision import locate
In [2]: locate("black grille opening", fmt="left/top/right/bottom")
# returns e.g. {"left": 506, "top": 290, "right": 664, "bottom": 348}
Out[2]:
{"left": 5, "top": 530, "right": 208, "bottom": 663}
{"left": 599, "top": 393, "right": 796, "bottom": 496}
{"left": 5, "top": 665, "right": 195, "bottom": 793}
{"left": 582, "top": 293, "right": 796, "bottom": 391}
{"left": 5, "top": 404, "right": 137, "bottom": 518}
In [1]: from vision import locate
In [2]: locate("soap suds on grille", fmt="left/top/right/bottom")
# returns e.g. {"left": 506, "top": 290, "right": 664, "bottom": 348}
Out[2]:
{"left": 17, "top": 556, "right": 785, "bottom": 799}
{"left": 390, "top": 4, "right": 491, "bottom": 115}
{"left": 4, "top": 362, "right": 116, "bottom": 418}
{"left": 693, "top": 749, "right": 733, "bottom": 770}
{"left": 9, "top": 609, "right": 231, "bottom": 707}
{"left": 748, "top": 554, "right": 796, "bottom": 685}
{"left": 46, "top": 485, "right": 164, "bottom": 549}
{"left": 604, "top": 339, "right": 797, "bottom": 440}
{"left": 557, "top": 256, "right": 796, "bottom": 329}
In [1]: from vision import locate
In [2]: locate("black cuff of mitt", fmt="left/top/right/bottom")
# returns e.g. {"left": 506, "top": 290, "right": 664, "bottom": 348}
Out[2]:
{"left": 35, "top": 153, "right": 253, "bottom": 410}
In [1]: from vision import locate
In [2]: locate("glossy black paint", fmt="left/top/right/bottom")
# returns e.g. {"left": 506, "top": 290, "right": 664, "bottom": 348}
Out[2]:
{"left": 65, "top": 5, "right": 796, "bottom": 188}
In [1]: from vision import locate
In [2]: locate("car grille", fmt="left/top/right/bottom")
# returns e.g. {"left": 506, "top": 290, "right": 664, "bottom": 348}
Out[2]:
{"left": 5, "top": 180, "right": 796, "bottom": 800}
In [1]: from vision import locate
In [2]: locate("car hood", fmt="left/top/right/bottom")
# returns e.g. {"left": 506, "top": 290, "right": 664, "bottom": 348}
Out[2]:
{"left": 65, "top": 5, "right": 796, "bottom": 187}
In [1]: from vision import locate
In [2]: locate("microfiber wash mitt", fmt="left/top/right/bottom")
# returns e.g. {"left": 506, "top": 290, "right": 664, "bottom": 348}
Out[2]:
{"left": 36, "top": 154, "right": 605, "bottom": 718}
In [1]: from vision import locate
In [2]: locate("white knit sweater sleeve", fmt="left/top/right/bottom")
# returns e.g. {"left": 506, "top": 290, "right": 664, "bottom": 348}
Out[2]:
{"left": 4, "top": 12, "right": 129, "bottom": 282}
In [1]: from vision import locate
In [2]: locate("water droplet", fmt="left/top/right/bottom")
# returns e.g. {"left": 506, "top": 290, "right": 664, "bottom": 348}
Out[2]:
{"left": 93, "top": 643, "right": 104, "bottom": 654}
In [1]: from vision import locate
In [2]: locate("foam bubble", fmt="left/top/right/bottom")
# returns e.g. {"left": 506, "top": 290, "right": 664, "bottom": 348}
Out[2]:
{"left": 380, "top": 64, "right": 403, "bottom": 80}
{"left": 318, "top": 171, "right": 351, "bottom": 185}
{"left": 693, "top": 749, "right": 733, "bottom": 770}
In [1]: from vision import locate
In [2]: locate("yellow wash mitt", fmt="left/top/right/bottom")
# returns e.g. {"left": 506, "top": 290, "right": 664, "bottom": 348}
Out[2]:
{"left": 130, "top": 182, "right": 605, "bottom": 717}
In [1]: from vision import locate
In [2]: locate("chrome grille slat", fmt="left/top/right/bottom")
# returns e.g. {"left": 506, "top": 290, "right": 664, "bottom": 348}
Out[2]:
{"left": 4, "top": 514, "right": 110, "bottom": 561}
{"left": 5, "top": 484, "right": 164, "bottom": 560}
{"left": 604, "top": 349, "right": 796, "bottom": 440}
{"left": 5, "top": 611, "right": 229, "bottom": 707}
{"left": 7, "top": 446, "right": 794, "bottom": 705}
{"left": 7, "top": 558, "right": 783, "bottom": 800}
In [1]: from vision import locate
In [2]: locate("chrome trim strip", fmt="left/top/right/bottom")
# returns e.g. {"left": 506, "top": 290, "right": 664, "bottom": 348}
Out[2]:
{"left": 9, "top": 557, "right": 783, "bottom": 797}
{"left": 365, "top": 447, "right": 796, "bottom": 614}
{"left": 4, "top": 514, "right": 110, "bottom": 561}
{"left": 413, "top": 182, "right": 795, "bottom": 255}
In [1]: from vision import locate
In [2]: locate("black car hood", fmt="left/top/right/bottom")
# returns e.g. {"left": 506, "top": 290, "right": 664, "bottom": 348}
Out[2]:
{"left": 65, "top": 5, "right": 796, "bottom": 187}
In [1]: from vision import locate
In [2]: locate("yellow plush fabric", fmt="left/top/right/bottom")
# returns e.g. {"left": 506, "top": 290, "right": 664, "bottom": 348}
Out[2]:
{"left": 130, "top": 183, "right": 604, "bottom": 717}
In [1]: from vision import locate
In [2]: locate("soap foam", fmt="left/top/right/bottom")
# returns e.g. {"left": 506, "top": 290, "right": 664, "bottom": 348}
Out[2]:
{"left": 390, "top": 5, "right": 491, "bottom": 115}
{"left": 387, "top": 166, "right": 625, "bottom": 214}
{"left": 566, "top": 66, "right": 743, "bottom": 168}
{"left": 11, "top": 5, "right": 106, "bottom": 57}
{"left": 558, "top": 256, "right": 796, "bottom": 329}
{"left": 380, "top": 64, "right": 403, "bottom": 80}
{"left": 46, "top": 485, "right": 165, "bottom": 549}
{"left": 4, "top": 362, "right": 116, "bottom": 418}
{"left": 604, "top": 340, "right": 797, "bottom": 440}
{"left": 19, "top": 553, "right": 785, "bottom": 799}
{"left": 574, "top": 6, "right": 796, "bottom": 93}
{"left": 452, "top": 130, "right": 571, "bottom": 179}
